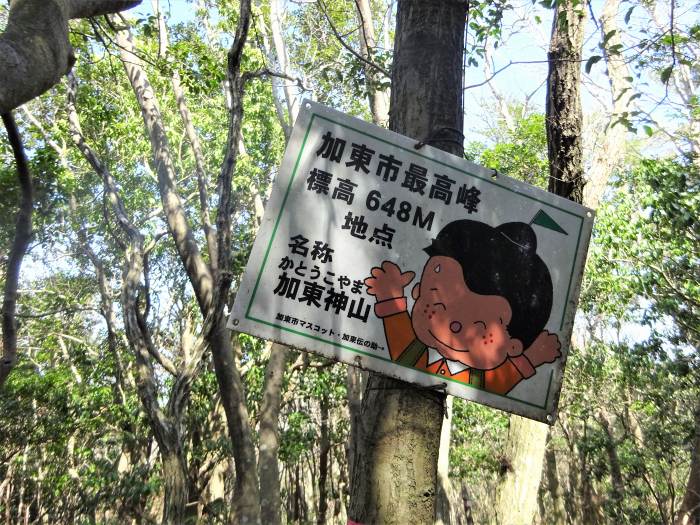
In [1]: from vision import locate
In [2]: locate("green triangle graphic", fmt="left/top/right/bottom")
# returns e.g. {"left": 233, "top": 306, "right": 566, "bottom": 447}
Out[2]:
{"left": 530, "top": 209, "right": 568, "bottom": 235}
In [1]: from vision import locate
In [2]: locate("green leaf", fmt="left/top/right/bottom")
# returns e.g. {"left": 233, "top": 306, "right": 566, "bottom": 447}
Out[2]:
{"left": 585, "top": 55, "right": 602, "bottom": 74}
{"left": 624, "top": 5, "right": 635, "bottom": 24}
{"left": 603, "top": 29, "right": 617, "bottom": 46}
{"left": 643, "top": 125, "right": 654, "bottom": 137}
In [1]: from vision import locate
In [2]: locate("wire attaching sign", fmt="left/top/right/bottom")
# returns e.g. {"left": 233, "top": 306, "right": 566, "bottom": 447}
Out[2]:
{"left": 228, "top": 100, "right": 594, "bottom": 423}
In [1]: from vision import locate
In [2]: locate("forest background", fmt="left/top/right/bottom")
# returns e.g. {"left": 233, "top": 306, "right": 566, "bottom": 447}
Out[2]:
{"left": 0, "top": 0, "right": 698, "bottom": 524}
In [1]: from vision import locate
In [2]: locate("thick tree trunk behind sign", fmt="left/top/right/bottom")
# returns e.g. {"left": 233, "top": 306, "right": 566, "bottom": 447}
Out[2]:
{"left": 347, "top": 2, "right": 467, "bottom": 523}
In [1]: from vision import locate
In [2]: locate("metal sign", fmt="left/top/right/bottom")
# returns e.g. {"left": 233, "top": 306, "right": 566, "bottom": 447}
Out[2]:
{"left": 228, "top": 100, "right": 594, "bottom": 423}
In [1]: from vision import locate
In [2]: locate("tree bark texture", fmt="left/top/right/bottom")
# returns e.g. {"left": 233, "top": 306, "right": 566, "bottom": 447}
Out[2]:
{"left": 583, "top": 0, "right": 633, "bottom": 209}
{"left": 348, "top": 2, "right": 466, "bottom": 523}
{"left": 0, "top": 0, "right": 140, "bottom": 114}
{"left": 544, "top": 438, "right": 566, "bottom": 524}
{"left": 116, "top": 29, "right": 215, "bottom": 313}
{"left": 546, "top": 0, "right": 587, "bottom": 202}
{"left": 211, "top": 1, "right": 264, "bottom": 521}
{"left": 161, "top": 449, "right": 189, "bottom": 525}
{"left": 676, "top": 404, "right": 700, "bottom": 525}
{"left": 435, "top": 397, "right": 453, "bottom": 525}
{"left": 258, "top": 343, "right": 289, "bottom": 525}
{"left": 346, "top": 365, "right": 364, "bottom": 484}
{"left": 598, "top": 411, "right": 624, "bottom": 518}
{"left": 0, "top": 113, "right": 33, "bottom": 389}
{"left": 530, "top": 3, "right": 587, "bottom": 522}
{"left": 495, "top": 415, "right": 549, "bottom": 525}
{"left": 317, "top": 396, "right": 330, "bottom": 525}
{"left": 355, "top": 0, "right": 390, "bottom": 127}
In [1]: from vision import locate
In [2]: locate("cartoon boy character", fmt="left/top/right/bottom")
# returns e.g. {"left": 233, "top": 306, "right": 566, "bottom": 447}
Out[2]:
{"left": 364, "top": 219, "right": 561, "bottom": 395}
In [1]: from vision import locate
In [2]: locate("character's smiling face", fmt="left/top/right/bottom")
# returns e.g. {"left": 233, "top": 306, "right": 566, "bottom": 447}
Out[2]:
{"left": 410, "top": 256, "right": 524, "bottom": 370}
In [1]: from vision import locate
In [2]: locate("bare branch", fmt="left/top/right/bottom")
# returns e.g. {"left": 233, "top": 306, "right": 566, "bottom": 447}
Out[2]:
{"left": 317, "top": 0, "right": 391, "bottom": 79}
{"left": 243, "top": 69, "right": 311, "bottom": 91}
{"left": 0, "top": 112, "right": 34, "bottom": 388}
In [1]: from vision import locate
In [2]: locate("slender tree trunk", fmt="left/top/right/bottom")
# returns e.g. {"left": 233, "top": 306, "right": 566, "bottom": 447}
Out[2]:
{"left": 67, "top": 75, "right": 189, "bottom": 524}
{"left": 0, "top": 113, "right": 33, "bottom": 388}
{"left": 355, "top": 0, "right": 389, "bottom": 126}
{"left": 348, "top": 3, "right": 466, "bottom": 522}
{"left": 435, "top": 397, "right": 454, "bottom": 525}
{"left": 521, "top": 3, "right": 588, "bottom": 523}
{"left": 583, "top": 0, "right": 632, "bottom": 209}
{"left": 256, "top": 8, "right": 291, "bottom": 140}
{"left": 116, "top": 29, "right": 214, "bottom": 312}
{"left": 317, "top": 396, "right": 330, "bottom": 525}
{"left": 269, "top": 0, "right": 298, "bottom": 125}
{"left": 346, "top": 365, "right": 364, "bottom": 485}
{"left": 675, "top": 403, "right": 700, "bottom": 525}
{"left": 544, "top": 439, "right": 566, "bottom": 524}
{"left": 161, "top": 449, "right": 189, "bottom": 525}
{"left": 546, "top": 0, "right": 587, "bottom": 202}
{"left": 258, "top": 343, "right": 289, "bottom": 525}
{"left": 598, "top": 410, "right": 624, "bottom": 518}
{"left": 211, "top": 3, "right": 264, "bottom": 519}
{"left": 115, "top": 8, "right": 263, "bottom": 521}
{"left": 495, "top": 416, "right": 550, "bottom": 525}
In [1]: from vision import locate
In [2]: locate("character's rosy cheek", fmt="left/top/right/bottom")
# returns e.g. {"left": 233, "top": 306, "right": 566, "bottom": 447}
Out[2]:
{"left": 481, "top": 331, "right": 495, "bottom": 345}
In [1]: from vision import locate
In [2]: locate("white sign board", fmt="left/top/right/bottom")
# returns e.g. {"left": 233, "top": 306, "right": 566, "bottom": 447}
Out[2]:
{"left": 229, "top": 100, "right": 594, "bottom": 423}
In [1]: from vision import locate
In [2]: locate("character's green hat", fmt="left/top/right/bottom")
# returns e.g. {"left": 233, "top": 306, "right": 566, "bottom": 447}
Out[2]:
{"left": 530, "top": 209, "right": 567, "bottom": 235}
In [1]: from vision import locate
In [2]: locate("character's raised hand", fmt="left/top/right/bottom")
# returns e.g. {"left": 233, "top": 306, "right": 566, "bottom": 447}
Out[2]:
{"left": 523, "top": 330, "right": 561, "bottom": 367}
{"left": 364, "top": 261, "right": 415, "bottom": 302}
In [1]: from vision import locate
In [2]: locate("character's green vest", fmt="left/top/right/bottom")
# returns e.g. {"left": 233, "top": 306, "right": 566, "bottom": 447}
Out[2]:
{"left": 395, "top": 340, "right": 485, "bottom": 388}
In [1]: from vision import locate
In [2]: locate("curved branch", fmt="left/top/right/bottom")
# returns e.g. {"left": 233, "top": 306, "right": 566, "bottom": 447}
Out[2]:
{"left": 317, "top": 0, "right": 391, "bottom": 79}
{"left": 0, "top": 112, "right": 34, "bottom": 388}
{"left": 0, "top": 0, "right": 140, "bottom": 114}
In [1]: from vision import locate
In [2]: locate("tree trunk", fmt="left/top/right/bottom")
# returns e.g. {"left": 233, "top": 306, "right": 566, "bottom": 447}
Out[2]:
{"left": 435, "top": 397, "right": 454, "bottom": 525}
{"left": 526, "top": 3, "right": 588, "bottom": 523}
{"left": 269, "top": 0, "right": 298, "bottom": 127}
{"left": 355, "top": 0, "right": 390, "bottom": 127}
{"left": 495, "top": 416, "right": 550, "bottom": 525}
{"left": 67, "top": 74, "right": 188, "bottom": 524}
{"left": 583, "top": 0, "right": 633, "bottom": 209}
{"left": 116, "top": 29, "right": 214, "bottom": 312}
{"left": 208, "top": 324, "right": 261, "bottom": 524}
{"left": 544, "top": 438, "right": 566, "bottom": 524}
{"left": 161, "top": 449, "right": 189, "bottom": 525}
{"left": 598, "top": 410, "right": 624, "bottom": 519}
{"left": 317, "top": 395, "right": 330, "bottom": 525}
{"left": 258, "top": 343, "right": 289, "bottom": 525}
{"left": 0, "top": 113, "right": 33, "bottom": 389}
{"left": 675, "top": 404, "right": 700, "bottom": 525}
{"left": 346, "top": 365, "right": 364, "bottom": 486}
{"left": 546, "top": 0, "right": 587, "bottom": 203}
{"left": 348, "top": 3, "right": 466, "bottom": 522}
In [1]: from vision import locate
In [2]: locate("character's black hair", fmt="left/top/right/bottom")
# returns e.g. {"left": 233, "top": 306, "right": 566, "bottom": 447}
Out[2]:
{"left": 424, "top": 220, "right": 552, "bottom": 349}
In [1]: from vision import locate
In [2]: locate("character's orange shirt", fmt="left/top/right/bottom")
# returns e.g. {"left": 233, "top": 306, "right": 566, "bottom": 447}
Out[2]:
{"left": 375, "top": 298, "right": 535, "bottom": 395}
